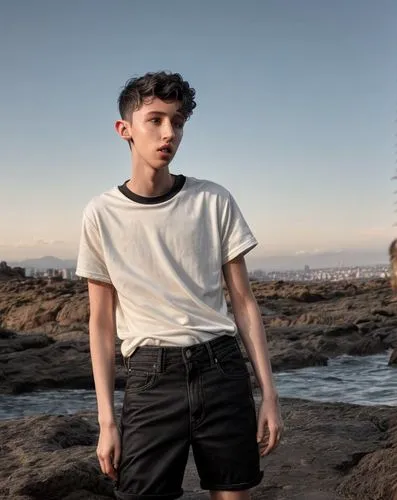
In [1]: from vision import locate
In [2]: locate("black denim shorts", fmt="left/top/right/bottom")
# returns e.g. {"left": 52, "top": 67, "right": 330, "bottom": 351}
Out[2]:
{"left": 114, "top": 335, "right": 263, "bottom": 500}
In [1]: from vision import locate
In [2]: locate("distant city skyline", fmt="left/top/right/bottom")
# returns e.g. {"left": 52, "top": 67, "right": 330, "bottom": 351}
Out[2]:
{"left": 1, "top": 1, "right": 396, "bottom": 262}
{"left": 5, "top": 246, "right": 391, "bottom": 272}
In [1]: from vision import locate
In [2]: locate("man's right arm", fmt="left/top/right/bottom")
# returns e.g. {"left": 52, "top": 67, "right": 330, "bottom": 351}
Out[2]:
{"left": 88, "top": 278, "right": 117, "bottom": 427}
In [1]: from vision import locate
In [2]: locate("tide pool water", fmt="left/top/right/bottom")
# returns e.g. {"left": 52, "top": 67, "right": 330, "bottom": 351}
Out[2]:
{"left": 274, "top": 352, "right": 396, "bottom": 406}
{"left": 0, "top": 353, "right": 395, "bottom": 420}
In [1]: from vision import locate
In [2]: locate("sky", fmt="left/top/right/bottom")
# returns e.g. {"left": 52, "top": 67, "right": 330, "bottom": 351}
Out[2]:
{"left": 1, "top": 0, "right": 396, "bottom": 267}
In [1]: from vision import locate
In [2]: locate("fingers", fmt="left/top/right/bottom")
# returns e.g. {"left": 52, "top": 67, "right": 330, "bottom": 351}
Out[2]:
{"left": 113, "top": 443, "right": 121, "bottom": 473}
{"left": 257, "top": 421, "right": 283, "bottom": 457}
{"left": 98, "top": 452, "right": 116, "bottom": 480}
{"left": 256, "top": 423, "right": 268, "bottom": 446}
{"left": 97, "top": 426, "right": 121, "bottom": 481}
{"left": 105, "top": 455, "right": 117, "bottom": 481}
{"left": 261, "top": 427, "right": 278, "bottom": 456}
{"left": 97, "top": 447, "right": 120, "bottom": 481}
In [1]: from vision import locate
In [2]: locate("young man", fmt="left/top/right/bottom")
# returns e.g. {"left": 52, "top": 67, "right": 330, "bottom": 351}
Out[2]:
{"left": 76, "top": 71, "right": 283, "bottom": 500}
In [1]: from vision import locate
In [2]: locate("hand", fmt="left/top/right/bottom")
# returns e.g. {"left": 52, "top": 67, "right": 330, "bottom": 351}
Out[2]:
{"left": 256, "top": 396, "right": 283, "bottom": 456}
{"left": 97, "top": 423, "right": 121, "bottom": 481}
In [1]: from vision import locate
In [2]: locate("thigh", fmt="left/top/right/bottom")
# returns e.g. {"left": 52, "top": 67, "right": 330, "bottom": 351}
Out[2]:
{"left": 192, "top": 343, "right": 263, "bottom": 492}
{"left": 210, "top": 492, "right": 250, "bottom": 500}
{"left": 115, "top": 359, "right": 190, "bottom": 500}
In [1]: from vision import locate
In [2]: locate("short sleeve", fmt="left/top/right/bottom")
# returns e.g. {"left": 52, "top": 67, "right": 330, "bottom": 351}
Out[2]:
{"left": 75, "top": 210, "right": 112, "bottom": 284}
{"left": 220, "top": 192, "right": 258, "bottom": 264}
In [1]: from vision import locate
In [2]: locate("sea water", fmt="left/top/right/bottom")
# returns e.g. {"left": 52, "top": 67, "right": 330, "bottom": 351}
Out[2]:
{"left": 0, "top": 353, "right": 395, "bottom": 420}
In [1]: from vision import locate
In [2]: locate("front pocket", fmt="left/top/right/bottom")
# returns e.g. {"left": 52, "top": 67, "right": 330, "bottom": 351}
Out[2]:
{"left": 215, "top": 350, "right": 250, "bottom": 380}
{"left": 125, "top": 369, "right": 157, "bottom": 393}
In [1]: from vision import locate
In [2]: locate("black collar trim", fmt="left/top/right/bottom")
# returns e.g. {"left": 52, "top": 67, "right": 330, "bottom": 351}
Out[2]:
{"left": 118, "top": 174, "right": 186, "bottom": 205}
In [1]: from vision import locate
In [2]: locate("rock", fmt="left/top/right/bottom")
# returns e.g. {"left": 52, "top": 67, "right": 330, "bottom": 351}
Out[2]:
{"left": 371, "top": 326, "right": 396, "bottom": 339}
{"left": 264, "top": 321, "right": 390, "bottom": 364}
{"left": 56, "top": 299, "right": 89, "bottom": 326}
{"left": 346, "top": 337, "right": 385, "bottom": 356}
{"left": 0, "top": 326, "right": 18, "bottom": 338}
{"left": 356, "top": 320, "right": 378, "bottom": 334}
{"left": 371, "top": 308, "right": 396, "bottom": 317}
{"left": 0, "top": 261, "right": 25, "bottom": 281}
{"left": 292, "top": 287, "right": 326, "bottom": 303}
{"left": 355, "top": 316, "right": 371, "bottom": 325}
{"left": 388, "top": 348, "right": 397, "bottom": 366}
{"left": 293, "top": 312, "right": 327, "bottom": 325}
{"left": 337, "top": 408, "right": 397, "bottom": 499}
{"left": 270, "top": 349, "right": 328, "bottom": 371}
{"left": 322, "top": 324, "right": 359, "bottom": 337}
{"left": 0, "top": 279, "right": 88, "bottom": 333}
{"left": 0, "top": 330, "right": 126, "bottom": 394}
{"left": 0, "top": 413, "right": 115, "bottom": 499}
{"left": 383, "top": 330, "right": 397, "bottom": 348}
{"left": 1, "top": 398, "right": 396, "bottom": 499}
{"left": 0, "top": 331, "right": 53, "bottom": 354}
{"left": 1, "top": 278, "right": 397, "bottom": 393}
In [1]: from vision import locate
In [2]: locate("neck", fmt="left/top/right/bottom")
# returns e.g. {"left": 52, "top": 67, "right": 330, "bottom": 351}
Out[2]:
{"left": 127, "top": 163, "right": 174, "bottom": 198}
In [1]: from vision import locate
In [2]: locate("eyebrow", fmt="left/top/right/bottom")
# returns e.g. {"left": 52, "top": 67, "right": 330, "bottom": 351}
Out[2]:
{"left": 145, "top": 110, "right": 185, "bottom": 119}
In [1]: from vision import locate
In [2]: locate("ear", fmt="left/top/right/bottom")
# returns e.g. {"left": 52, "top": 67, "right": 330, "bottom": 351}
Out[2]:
{"left": 115, "top": 120, "right": 133, "bottom": 142}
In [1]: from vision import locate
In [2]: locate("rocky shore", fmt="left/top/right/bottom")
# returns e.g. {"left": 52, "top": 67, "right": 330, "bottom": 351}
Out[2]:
{"left": 1, "top": 277, "right": 397, "bottom": 499}
{"left": 1, "top": 278, "right": 396, "bottom": 394}
{"left": 1, "top": 399, "right": 397, "bottom": 500}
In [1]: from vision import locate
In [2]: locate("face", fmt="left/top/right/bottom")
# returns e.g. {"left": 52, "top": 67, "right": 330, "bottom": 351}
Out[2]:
{"left": 115, "top": 97, "right": 185, "bottom": 169}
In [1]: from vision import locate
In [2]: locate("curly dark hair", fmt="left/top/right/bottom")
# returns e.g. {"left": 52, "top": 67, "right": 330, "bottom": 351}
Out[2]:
{"left": 118, "top": 71, "right": 196, "bottom": 122}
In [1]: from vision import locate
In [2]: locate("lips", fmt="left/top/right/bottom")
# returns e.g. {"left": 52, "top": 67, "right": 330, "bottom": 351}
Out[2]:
{"left": 158, "top": 145, "right": 173, "bottom": 154}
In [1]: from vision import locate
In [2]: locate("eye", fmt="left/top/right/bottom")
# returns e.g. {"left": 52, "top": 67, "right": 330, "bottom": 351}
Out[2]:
{"left": 150, "top": 117, "right": 161, "bottom": 124}
{"left": 174, "top": 121, "right": 184, "bottom": 129}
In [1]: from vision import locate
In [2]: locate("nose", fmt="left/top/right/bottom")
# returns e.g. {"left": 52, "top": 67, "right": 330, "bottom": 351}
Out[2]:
{"left": 161, "top": 120, "right": 176, "bottom": 141}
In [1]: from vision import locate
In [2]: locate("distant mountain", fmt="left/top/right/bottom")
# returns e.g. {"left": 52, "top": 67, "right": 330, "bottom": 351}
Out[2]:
{"left": 9, "top": 256, "right": 77, "bottom": 270}
{"left": 7, "top": 248, "right": 391, "bottom": 272}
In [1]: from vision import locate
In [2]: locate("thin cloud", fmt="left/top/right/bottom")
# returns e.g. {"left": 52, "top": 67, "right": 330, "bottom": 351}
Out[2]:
{"left": 0, "top": 240, "right": 66, "bottom": 249}
{"left": 295, "top": 248, "right": 322, "bottom": 255}
{"left": 34, "top": 239, "right": 65, "bottom": 246}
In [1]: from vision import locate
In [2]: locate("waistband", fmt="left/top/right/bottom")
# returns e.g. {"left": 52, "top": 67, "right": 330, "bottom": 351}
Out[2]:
{"left": 122, "top": 334, "right": 240, "bottom": 372}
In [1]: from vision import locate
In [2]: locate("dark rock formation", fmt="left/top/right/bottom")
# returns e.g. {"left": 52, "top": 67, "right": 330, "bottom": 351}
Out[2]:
{"left": 0, "top": 329, "right": 126, "bottom": 394}
{"left": 1, "top": 279, "right": 397, "bottom": 499}
{"left": 1, "top": 279, "right": 397, "bottom": 394}
{"left": 0, "top": 261, "right": 25, "bottom": 281}
{"left": 1, "top": 398, "right": 396, "bottom": 500}
{"left": 388, "top": 347, "right": 397, "bottom": 366}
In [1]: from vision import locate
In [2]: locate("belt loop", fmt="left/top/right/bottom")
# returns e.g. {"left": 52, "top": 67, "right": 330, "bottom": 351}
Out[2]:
{"left": 205, "top": 341, "right": 216, "bottom": 366}
{"left": 233, "top": 335, "right": 241, "bottom": 352}
{"left": 156, "top": 348, "right": 164, "bottom": 373}
{"left": 123, "top": 356, "right": 130, "bottom": 372}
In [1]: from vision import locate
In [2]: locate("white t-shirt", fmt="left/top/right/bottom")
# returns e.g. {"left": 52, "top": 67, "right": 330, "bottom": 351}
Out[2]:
{"left": 76, "top": 174, "right": 258, "bottom": 358}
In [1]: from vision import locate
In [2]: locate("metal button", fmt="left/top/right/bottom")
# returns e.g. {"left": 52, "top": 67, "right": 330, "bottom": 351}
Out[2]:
{"left": 186, "top": 349, "right": 192, "bottom": 359}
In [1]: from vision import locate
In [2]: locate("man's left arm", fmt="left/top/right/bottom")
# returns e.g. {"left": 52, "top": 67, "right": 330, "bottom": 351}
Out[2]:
{"left": 222, "top": 254, "right": 283, "bottom": 456}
